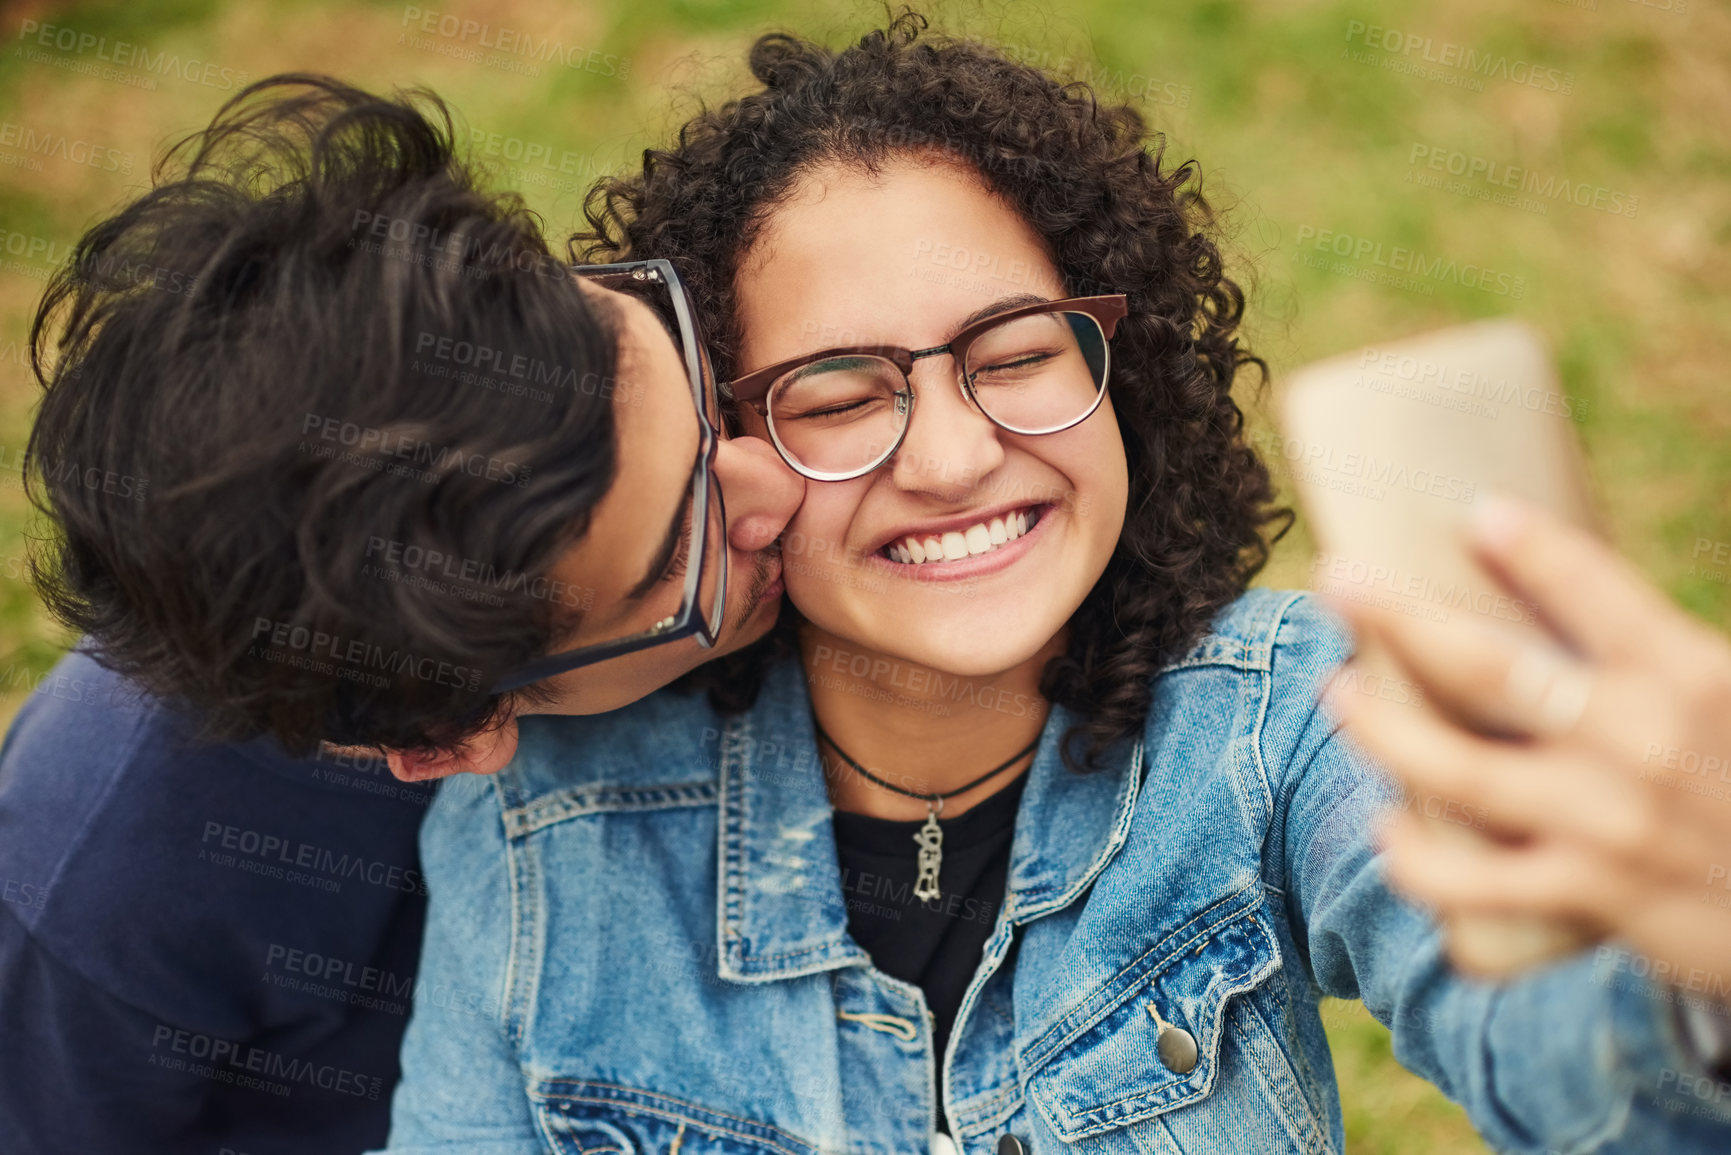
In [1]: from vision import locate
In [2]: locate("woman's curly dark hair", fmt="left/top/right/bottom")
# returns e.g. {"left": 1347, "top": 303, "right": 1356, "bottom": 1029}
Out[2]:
{"left": 577, "top": 13, "right": 1291, "bottom": 768}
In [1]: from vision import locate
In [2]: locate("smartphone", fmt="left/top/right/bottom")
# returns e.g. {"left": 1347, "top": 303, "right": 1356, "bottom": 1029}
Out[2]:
{"left": 1276, "top": 318, "right": 1600, "bottom": 977}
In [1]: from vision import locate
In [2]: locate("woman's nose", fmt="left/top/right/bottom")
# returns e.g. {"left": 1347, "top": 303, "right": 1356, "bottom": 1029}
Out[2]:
{"left": 713, "top": 433, "right": 805, "bottom": 553}
{"left": 890, "top": 359, "right": 1005, "bottom": 497}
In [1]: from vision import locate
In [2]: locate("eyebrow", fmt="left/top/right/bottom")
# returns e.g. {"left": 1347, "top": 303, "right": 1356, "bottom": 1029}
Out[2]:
{"left": 783, "top": 293, "right": 1056, "bottom": 366}
{"left": 950, "top": 293, "right": 1052, "bottom": 335}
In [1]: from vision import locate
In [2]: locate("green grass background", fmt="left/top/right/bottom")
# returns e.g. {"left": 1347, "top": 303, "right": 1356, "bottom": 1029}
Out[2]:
{"left": 1, "top": 1, "right": 1727, "bottom": 1150}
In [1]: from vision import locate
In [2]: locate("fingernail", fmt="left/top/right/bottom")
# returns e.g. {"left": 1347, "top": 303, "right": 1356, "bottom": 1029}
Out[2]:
{"left": 1470, "top": 491, "right": 1528, "bottom": 552}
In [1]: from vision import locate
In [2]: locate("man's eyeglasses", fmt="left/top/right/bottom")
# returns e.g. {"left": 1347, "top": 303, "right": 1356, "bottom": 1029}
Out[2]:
{"left": 725, "top": 295, "right": 1129, "bottom": 482}
{"left": 491, "top": 259, "right": 727, "bottom": 694}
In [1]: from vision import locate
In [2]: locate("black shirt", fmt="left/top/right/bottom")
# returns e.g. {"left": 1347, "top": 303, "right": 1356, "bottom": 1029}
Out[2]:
{"left": 830, "top": 771, "right": 1026, "bottom": 1136}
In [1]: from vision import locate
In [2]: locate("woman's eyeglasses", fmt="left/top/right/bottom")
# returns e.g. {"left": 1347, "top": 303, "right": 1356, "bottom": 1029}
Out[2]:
{"left": 724, "top": 295, "right": 1129, "bottom": 482}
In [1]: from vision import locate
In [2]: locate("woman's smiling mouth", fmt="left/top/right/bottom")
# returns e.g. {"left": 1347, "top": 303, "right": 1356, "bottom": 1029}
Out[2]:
{"left": 872, "top": 503, "right": 1052, "bottom": 580}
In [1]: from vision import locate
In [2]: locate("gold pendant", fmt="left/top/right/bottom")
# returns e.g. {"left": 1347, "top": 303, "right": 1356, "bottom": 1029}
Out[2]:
{"left": 912, "top": 798, "right": 944, "bottom": 904}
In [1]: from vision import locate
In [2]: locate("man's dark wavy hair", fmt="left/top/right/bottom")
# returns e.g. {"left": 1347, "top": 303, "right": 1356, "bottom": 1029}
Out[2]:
{"left": 27, "top": 74, "right": 618, "bottom": 755}
{"left": 579, "top": 13, "right": 1290, "bottom": 767}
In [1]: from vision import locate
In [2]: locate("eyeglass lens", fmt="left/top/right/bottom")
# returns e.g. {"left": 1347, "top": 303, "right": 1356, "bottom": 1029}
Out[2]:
{"left": 763, "top": 310, "right": 1108, "bottom": 477}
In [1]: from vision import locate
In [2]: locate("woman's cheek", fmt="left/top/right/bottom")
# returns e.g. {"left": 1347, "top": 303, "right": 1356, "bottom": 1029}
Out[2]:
{"left": 779, "top": 496, "right": 859, "bottom": 607}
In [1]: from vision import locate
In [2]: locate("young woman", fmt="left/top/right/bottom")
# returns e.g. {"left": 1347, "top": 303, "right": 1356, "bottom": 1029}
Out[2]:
{"left": 376, "top": 19, "right": 1731, "bottom": 1155}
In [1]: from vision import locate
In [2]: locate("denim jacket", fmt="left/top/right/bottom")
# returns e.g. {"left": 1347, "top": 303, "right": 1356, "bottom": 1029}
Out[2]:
{"left": 376, "top": 590, "right": 1731, "bottom": 1154}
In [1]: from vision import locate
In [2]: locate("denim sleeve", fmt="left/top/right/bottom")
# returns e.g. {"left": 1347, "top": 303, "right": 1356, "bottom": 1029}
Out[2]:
{"left": 370, "top": 772, "right": 542, "bottom": 1155}
{"left": 1267, "top": 596, "right": 1731, "bottom": 1154}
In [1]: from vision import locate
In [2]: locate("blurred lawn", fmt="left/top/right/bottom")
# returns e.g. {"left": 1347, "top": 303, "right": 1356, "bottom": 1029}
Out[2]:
{"left": 2, "top": 1, "right": 1727, "bottom": 1151}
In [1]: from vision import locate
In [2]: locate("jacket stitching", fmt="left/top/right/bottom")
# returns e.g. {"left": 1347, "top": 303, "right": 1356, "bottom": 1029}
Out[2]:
{"left": 1006, "top": 738, "right": 1145, "bottom": 917}
{"left": 1233, "top": 993, "right": 1338, "bottom": 1155}
{"left": 537, "top": 1081, "right": 817, "bottom": 1154}
{"left": 1023, "top": 882, "right": 1267, "bottom": 1067}
{"left": 719, "top": 714, "right": 750, "bottom": 965}
{"left": 495, "top": 774, "right": 545, "bottom": 1051}
{"left": 1028, "top": 912, "right": 1284, "bottom": 1137}
{"left": 504, "top": 781, "right": 719, "bottom": 837}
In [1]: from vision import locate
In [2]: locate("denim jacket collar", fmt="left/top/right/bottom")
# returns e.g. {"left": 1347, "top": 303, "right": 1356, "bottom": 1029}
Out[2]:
{"left": 716, "top": 659, "right": 1144, "bottom": 983}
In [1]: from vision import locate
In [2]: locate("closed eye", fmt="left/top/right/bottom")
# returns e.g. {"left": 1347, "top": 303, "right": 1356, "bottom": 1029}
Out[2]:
{"left": 661, "top": 507, "right": 693, "bottom": 583}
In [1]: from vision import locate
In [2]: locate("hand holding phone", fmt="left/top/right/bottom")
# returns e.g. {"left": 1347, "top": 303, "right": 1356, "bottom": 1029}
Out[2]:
{"left": 1277, "top": 318, "right": 1600, "bottom": 976}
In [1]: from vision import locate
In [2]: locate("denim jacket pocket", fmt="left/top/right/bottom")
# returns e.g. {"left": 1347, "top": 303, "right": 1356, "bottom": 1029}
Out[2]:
{"left": 1020, "top": 892, "right": 1282, "bottom": 1143}
{"left": 530, "top": 1079, "right": 823, "bottom": 1155}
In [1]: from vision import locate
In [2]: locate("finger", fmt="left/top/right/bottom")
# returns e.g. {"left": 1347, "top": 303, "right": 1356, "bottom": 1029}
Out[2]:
{"left": 1384, "top": 813, "right": 1731, "bottom": 997}
{"left": 1336, "top": 604, "right": 1596, "bottom": 741}
{"left": 1379, "top": 810, "right": 1637, "bottom": 930}
{"left": 1383, "top": 814, "right": 1731, "bottom": 996}
{"left": 1328, "top": 675, "right": 1679, "bottom": 866}
{"left": 1340, "top": 596, "right": 1731, "bottom": 845}
{"left": 1467, "top": 493, "right": 1701, "bottom": 667}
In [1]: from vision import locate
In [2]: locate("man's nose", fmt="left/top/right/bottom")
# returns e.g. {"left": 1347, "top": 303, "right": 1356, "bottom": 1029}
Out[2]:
{"left": 714, "top": 434, "right": 805, "bottom": 553}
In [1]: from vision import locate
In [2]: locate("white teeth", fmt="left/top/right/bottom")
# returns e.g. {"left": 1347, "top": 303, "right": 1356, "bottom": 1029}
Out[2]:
{"left": 885, "top": 508, "right": 1043, "bottom": 566}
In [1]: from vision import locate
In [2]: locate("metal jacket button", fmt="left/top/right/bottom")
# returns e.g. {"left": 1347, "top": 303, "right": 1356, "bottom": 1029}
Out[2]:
{"left": 996, "top": 1135, "right": 1026, "bottom": 1155}
{"left": 1147, "top": 1001, "right": 1199, "bottom": 1074}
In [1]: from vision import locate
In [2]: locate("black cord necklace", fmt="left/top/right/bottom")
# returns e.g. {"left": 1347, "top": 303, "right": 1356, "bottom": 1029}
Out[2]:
{"left": 814, "top": 720, "right": 1040, "bottom": 905}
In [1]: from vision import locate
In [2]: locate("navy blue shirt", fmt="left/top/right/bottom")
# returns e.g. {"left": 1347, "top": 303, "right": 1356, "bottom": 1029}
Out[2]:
{"left": 0, "top": 650, "right": 433, "bottom": 1154}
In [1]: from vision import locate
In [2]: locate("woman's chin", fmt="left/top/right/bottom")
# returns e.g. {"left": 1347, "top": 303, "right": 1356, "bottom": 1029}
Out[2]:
{"left": 809, "top": 611, "right": 1062, "bottom": 683}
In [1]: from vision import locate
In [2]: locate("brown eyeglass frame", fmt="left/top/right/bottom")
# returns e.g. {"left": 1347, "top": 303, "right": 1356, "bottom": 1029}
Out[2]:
{"left": 724, "top": 294, "right": 1129, "bottom": 481}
